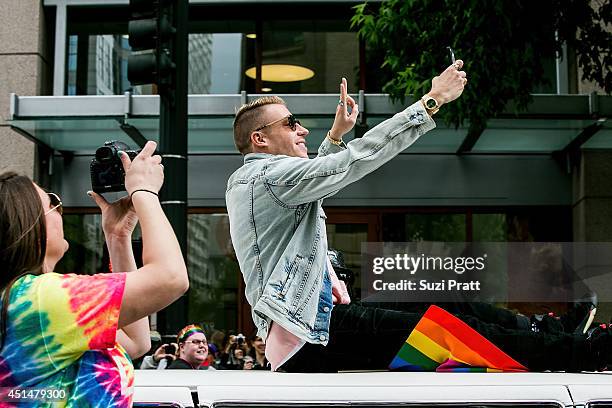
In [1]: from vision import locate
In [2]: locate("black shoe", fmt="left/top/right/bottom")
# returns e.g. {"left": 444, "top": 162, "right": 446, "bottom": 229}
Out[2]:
{"left": 586, "top": 323, "right": 612, "bottom": 371}
{"left": 561, "top": 292, "right": 598, "bottom": 334}
{"left": 528, "top": 290, "right": 597, "bottom": 334}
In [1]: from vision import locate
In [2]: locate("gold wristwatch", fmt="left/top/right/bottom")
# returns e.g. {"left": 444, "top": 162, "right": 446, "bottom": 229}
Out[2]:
{"left": 421, "top": 94, "right": 440, "bottom": 115}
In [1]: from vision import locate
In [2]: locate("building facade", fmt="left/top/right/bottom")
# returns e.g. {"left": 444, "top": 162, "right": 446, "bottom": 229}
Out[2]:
{"left": 2, "top": 0, "right": 611, "bottom": 337}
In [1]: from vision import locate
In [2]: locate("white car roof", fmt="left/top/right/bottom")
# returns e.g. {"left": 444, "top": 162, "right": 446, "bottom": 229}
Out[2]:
{"left": 134, "top": 370, "right": 612, "bottom": 407}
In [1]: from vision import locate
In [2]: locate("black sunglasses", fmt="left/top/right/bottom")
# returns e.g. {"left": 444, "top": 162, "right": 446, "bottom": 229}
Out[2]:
{"left": 255, "top": 114, "right": 301, "bottom": 132}
{"left": 45, "top": 192, "right": 63, "bottom": 216}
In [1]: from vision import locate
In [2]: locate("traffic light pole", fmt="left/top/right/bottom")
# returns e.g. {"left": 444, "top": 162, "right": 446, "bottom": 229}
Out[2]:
{"left": 157, "top": 0, "right": 188, "bottom": 335}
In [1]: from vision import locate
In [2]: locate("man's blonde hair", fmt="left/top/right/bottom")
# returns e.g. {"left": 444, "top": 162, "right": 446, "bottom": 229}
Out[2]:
{"left": 233, "top": 96, "right": 286, "bottom": 155}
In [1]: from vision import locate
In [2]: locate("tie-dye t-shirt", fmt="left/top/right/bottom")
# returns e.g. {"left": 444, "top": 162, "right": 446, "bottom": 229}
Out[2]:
{"left": 0, "top": 272, "right": 132, "bottom": 407}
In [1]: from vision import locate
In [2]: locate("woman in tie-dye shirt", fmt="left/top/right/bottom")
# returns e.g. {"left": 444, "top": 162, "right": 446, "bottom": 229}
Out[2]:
{"left": 0, "top": 140, "right": 189, "bottom": 407}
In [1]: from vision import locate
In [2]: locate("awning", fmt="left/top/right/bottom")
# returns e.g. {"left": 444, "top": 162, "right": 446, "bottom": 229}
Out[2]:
{"left": 8, "top": 93, "right": 611, "bottom": 155}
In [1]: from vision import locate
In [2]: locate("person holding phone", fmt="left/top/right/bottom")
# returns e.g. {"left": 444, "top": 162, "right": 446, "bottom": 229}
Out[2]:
{"left": 226, "top": 61, "right": 612, "bottom": 373}
{"left": 140, "top": 342, "right": 178, "bottom": 369}
{"left": 0, "top": 141, "right": 189, "bottom": 405}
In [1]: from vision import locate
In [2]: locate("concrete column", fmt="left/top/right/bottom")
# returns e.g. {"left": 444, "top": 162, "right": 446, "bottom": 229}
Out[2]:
{"left": 0, "top": 0, "right": 50, "bottom": 178}
{"left": 573, "top": 149, "right": 612, "bottom": 320}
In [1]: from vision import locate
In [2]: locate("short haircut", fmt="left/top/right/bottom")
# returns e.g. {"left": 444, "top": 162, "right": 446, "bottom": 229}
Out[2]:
{"left": 233, "top": 96, "right": 286, "bottom": 155}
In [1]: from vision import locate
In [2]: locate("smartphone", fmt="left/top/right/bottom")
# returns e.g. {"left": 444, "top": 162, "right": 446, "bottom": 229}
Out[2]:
{"left": 164, "top": 344, "right": 177, "bottom": 355}
{"left": 447, "top": 46, "right": 456, "bottom": 66}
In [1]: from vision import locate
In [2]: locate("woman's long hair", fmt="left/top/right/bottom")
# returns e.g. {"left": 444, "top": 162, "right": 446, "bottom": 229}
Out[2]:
{"left": 0, "top": 172, "right": 47, "bottom": 349}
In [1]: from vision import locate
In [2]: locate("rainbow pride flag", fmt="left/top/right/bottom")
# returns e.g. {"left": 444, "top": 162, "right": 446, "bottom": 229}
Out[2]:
{"left": 389, "top": 305, "right": 528, "bottom": 372}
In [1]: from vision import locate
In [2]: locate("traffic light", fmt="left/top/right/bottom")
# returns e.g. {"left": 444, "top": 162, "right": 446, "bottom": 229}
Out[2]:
{"left": 127, "top": 0, "right": 177, "bottom": 88}
{"left": 126, "top": 0, "right": 189, "bottom": 336}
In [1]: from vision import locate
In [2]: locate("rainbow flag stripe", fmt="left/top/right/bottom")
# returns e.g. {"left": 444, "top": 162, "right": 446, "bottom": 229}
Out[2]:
{"left": 389, "top": 305, "right": 528, "bottom": 372}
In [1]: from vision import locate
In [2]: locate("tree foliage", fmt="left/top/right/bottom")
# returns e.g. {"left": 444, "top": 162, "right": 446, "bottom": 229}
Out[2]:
{"left": 351, "top": 0, "right": 611, "bottom": 135}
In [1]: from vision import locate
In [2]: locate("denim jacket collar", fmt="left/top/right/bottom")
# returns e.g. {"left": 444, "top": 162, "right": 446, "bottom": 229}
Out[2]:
{"left": 244, "top": 152, "right": 274, "bottom": 164}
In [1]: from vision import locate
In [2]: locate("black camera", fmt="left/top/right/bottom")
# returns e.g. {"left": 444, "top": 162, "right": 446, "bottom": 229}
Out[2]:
{"left": 90, "top": 141, "right": 139, "bottom": 193}
{"left": 164, "top": 344, "right": 177, "bottom": 355}
{"left": 236, "top": 333, "right": 246, "bottom": 345}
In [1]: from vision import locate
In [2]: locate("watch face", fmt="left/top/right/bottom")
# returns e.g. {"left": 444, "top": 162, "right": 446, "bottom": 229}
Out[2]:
{"left": 425, "top": 97, "right": 438, "bottom": 109}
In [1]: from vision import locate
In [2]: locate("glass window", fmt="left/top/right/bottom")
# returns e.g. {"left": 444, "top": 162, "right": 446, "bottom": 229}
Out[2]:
{"left": 54, "top": 214, "right": 106, "bottom": 274}
{"left": 54, "top": 205, "right": 578, "bottom": 341}
{"left": 186, "top": 32, "right": 249, "bottom": 94}
{"left": 63, "top": 5, "right": 566, "bottom": 97}
{"left": 187, "top": 213, "right": 241, "bottom": 333}
{"left": 66, "top": 34, "right": 138, "bottom": 96}
{"left": 194, "top": 33, "right": 242, "bottom": 94}
{"left": 55, "top": 213, "right": 144, "bottom": 275}
{"left": 326, "top": 223, "right": 368, "bottom": 301}
{"left": 250, "top": 28, "right": 359, "bottom": 94}
{"left": 55, "top": 212, "right": 241, "bottom": 335}
{"left": 533, "top": 55, "right": 558, "bottom": 93}
{"left": 406, "top": 213, "right": 466, "bottom": 242}
{"left": 506, "top": 209, "right": 572, "bottom": 242}
{"left": 382, "top": 213, "right": 466, "bottom": 242}
{"left": 66, "top": 10, "right": 359, "bottom": 95}
{"left": 473, "top": 213, "right": 507, "bottom": 242}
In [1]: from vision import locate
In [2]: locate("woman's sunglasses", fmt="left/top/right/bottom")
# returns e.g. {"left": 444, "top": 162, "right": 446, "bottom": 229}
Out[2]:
{"left": 255, "top": 114, "right": 301, "bottom": 132}
{"left": 44, "top": 192, "right": 63, "bottom": 216}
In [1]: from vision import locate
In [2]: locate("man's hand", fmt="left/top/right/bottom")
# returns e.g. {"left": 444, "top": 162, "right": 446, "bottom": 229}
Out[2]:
{"left": 329, "top": 77, "right": 359, "bottom": 140}
{"left": 88, "top": 191, "right": 139, "bottom": 240}
{"left": 329, "top": 266, "right": 351, "bottom": 305}
{"left": 427, "top": 59, "right": 468, "bottom": 107}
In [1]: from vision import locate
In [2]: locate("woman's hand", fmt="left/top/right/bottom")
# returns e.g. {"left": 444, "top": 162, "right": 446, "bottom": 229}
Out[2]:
{"left": 122, "top": 140, "right": 164, "bottom": 197}
{"left": 88, "top": 191, "right": 139, "bottom": 240}
{"left": 90, "top": 140, "right": 162, "bottom": 241}
{"left": 329, "top": 77, "right": 359, "bottom": 140}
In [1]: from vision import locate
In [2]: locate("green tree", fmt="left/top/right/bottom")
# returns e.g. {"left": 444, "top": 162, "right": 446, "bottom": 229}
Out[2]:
{"left": 352, "top": 0, "right": 611, "bottom": 149}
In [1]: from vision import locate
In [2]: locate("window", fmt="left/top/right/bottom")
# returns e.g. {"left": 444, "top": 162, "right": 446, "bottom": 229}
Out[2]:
{"left": 55, "top": 213, "right": 106, "bottom": 274}
{"left": 187, "top": 213, "right": 241, "bottom": 333}
{"left": 65, "top": 4, "right": 360, "bottom": 95}
{"left": 56, "top": 205, "right": 575, "bottom": 336}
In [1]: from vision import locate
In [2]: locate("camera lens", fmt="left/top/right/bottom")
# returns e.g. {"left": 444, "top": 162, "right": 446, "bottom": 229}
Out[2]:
{"left": 95, "top": 146, "right": 115, "bottom": 162}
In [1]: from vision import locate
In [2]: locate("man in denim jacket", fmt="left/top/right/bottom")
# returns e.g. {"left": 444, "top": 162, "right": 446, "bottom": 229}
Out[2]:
{"left": 226, "top": 62, "right": 612, "bottom": 372}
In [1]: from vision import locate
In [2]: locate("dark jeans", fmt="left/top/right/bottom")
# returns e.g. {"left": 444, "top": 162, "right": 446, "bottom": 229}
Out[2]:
{"left": 365, "top": 300, "right": 526, "bottom": 330}
{"left": 280, "top": 302, "right": 592, "bottom": 373}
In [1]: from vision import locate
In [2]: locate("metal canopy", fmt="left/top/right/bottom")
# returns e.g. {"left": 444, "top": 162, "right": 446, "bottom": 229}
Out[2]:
{"left": 8, "top": 93, "right": 612, "bottom": 155}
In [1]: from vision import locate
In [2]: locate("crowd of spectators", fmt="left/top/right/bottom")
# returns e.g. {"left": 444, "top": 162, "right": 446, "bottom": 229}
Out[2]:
{"left": 139, "top": 325, "right": 270, "bottom": 370}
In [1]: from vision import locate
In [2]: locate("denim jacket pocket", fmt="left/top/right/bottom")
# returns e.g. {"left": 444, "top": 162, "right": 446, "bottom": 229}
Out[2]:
{"left": 279, "top": 254, "right": 304, "bottom": 298}
{"left": 313, "top": 270, "right": 333, "bottom": 332}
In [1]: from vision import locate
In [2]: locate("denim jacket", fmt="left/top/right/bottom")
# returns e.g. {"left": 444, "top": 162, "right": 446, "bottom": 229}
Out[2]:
{"left": 226, "top": 101, "right": 435, "bottom": 344}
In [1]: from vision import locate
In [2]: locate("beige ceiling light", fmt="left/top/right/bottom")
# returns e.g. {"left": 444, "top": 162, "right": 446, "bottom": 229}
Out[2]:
{"left": 246, "top": 33, "right": 257, "bottom": 39}
{"left": 245, "top": 64, "right": 315, "bottom": 82}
